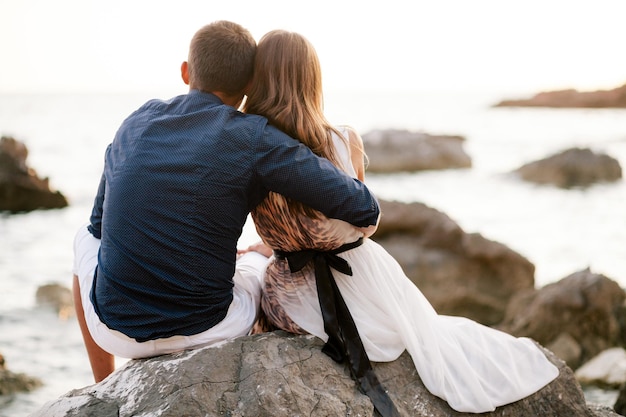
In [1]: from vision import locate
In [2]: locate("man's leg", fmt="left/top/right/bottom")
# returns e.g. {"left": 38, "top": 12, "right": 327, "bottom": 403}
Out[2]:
{"left": 73, "top": 274, "right": 115, "bottom": 383}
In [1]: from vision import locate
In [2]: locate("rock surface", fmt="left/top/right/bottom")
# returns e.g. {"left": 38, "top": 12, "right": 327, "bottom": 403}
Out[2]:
{"left": 30, "top": 331, "right": 617, "bottom": 417}
{"left": 499, "top": 269, "right": 626, "bottom": 369}
{"left": 373, "top": 199, "right": 535, "bottom": 326}
{"left": 0, "top": 136, "right": 68, "bottom": 213}
{"left": 493, "top": 83, "right": 626, "bottom": 108}
{"left": 615, "top": 384, "right": 626, "bottom": 416}
{"left": 362, "top": 129, "right": 472, "bottom": 172}
{"left": 513, "top": 147, "right": 622, "bottom": 188}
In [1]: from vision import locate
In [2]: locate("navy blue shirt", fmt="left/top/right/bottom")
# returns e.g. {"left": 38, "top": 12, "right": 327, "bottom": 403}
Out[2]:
{"left": 88, "top": 90, "right": 379, "bottom": 342}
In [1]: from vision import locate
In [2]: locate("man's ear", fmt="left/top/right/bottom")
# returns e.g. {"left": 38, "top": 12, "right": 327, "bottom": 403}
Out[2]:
{"left": 181, "top": 61, "right": 190, "bottom": 85}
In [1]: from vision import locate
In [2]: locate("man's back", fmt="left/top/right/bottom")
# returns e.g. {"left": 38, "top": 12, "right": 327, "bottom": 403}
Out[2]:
{"left": 92, "top": 91, "right": 267, "bottom": 341}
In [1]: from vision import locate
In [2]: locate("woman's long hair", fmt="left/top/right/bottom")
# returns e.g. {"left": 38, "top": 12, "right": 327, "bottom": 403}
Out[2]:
{"left": 244, "top": 30, "right": 346, "bottom": 218}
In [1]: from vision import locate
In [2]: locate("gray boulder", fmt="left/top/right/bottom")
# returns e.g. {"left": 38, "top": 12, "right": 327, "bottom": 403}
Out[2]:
{"left": 373, "top": 199, "right": 535, "bottom": 326}
{"left": 513, "top": 147, "right": 622, "bottom": 188}
{"left": 362, "top": 129, "right": 472, "bottom": 172}
{"left": 30, "top": 331, "right": 617, "bottom": 417}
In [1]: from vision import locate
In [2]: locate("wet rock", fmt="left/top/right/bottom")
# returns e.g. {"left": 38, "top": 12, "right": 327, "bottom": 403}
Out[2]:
{"left": 362, "top": 129, "right": 471, "bottom": 172}
{"left": 513, "top": 147, "right": 622, "bottom": 188}
{"left": 0, "top": 136, "right": 68, "bottom": 213}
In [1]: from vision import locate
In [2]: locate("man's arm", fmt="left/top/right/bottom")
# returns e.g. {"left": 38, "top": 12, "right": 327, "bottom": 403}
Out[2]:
{"left": 87, "top": 171, "right": 106, "bottom": 239}
{"left": 87, "top": 145, "right": 111, "bottom": 239}
{"left": 255, "top": 126, "right": 380, "bottom": 228}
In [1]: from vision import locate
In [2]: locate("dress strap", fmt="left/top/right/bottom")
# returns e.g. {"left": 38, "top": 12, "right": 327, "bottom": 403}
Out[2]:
{"left": 273, "top": 238, "right": 400, "bottom": 417}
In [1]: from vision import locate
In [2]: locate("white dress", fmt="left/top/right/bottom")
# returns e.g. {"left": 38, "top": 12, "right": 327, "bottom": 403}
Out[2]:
{"left": 251, "top": 127, "right": 559, "bottom": 413}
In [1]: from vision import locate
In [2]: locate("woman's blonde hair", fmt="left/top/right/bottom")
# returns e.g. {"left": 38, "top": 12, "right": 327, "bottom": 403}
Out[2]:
{"left": 244, "top": 30, "right": 353, "bottom": 217}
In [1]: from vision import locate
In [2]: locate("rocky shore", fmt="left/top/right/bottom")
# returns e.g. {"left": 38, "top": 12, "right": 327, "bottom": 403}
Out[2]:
{"left": 21, "top": 196, "right": 626, "bottom": 416}
{"left": 3, "top": 128, "right": 624, "bottom": 415}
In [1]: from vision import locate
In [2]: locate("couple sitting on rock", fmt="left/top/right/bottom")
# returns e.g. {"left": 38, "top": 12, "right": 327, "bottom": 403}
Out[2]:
{"left": 72, "top": 21, "right": 558, "bottom": 415}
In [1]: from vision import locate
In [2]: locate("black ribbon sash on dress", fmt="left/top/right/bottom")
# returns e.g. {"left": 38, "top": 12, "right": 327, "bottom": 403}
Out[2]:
{"left": 274, "top": 238, "right": 400, "bottom": 417}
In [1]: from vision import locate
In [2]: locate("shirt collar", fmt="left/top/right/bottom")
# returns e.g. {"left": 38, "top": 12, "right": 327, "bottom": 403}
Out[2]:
{"left": 188, "top": 89, "right": 224, "bottom": 105}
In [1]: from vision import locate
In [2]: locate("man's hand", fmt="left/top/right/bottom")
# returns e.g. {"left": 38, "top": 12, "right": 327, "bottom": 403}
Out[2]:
{"left": 237, "top": 241, "right": 273, "bottom": 258}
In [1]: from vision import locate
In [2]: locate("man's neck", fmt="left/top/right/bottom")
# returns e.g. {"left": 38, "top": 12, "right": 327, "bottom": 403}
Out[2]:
{"left": 191, "top": 88, "right": 242, "bottom": 108}
{"left": 213, "top": 91, "right": 243, "bottom": 108}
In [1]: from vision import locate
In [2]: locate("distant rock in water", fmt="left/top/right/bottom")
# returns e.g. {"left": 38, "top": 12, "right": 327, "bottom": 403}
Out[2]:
{"left": 0, "top": 352, "right": 42, "bottom": 396}
{"left": 29, "top": 331, "right": 618, "bottom": 417}
{"left": 362, "top": 129, "right": 471, "bottom": 172}
{"left": 493, "top": 83, "right": 626, "bottom": 108}
{"left": 36, "top": 283, "right": 75, "bottom": 319}
{"left": 512, "top": 147, "right": 622, "bottom": 188}
{"left": 0, "top": 136, "right": 68, "bottom": 213}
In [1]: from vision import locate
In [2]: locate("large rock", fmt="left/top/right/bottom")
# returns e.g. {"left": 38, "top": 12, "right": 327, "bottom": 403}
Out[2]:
{"left": 0, "top": 136, "right": 68, "bottom": 213}
{"left": 373, "top": 199, "right": 535, "bottom": 325}
{"left": 362, "top": 129, "right": 472, "bottom": 172}
{"left": 499, "top": 269, "right": 626, "bottom": 369}
{"left": 493, "top": 83, "right": 626, "bottom": 108}
{"left": 513, "top": 147, "right": 622, "bottom": 188}
{"left": 30, "top": 331, "right": 619, "bottom": 417}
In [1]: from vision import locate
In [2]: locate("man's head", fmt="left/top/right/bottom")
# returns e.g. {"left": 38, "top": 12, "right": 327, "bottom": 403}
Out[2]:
{"left": 182, "top": 21, "right": 256, "bottom": 101}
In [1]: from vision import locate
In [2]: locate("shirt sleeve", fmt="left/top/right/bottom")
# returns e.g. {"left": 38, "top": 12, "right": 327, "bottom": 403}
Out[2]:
{"left": 254, "top": 125, "right": 380, "bottom": 228}
{"left": 87, "top": 145, "right": 111, "bottom": 239}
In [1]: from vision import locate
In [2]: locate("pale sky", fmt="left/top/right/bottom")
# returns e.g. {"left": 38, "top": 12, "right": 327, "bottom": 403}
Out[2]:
{"left": 1, "top": 0, "right": 625, "bottom": 95}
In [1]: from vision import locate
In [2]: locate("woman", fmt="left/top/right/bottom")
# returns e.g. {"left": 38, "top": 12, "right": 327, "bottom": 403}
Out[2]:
{"left": 243, "top": 30, "right": 559, "bottom": 414}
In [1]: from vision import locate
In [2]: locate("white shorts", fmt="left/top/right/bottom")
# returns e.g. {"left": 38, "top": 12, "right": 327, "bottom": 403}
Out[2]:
{"left": 72, "top": 224, "right": 269, "bottom": 359}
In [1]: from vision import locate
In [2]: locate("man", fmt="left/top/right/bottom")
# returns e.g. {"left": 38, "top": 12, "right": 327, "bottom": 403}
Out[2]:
{"left": 73, "top": 20, "right": 380, "bottom": 383}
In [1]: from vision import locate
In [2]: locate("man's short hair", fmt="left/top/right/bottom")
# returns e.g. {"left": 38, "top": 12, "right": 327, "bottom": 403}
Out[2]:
{"left": 188, "top": 21, "right": 256, "bottom": 95}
